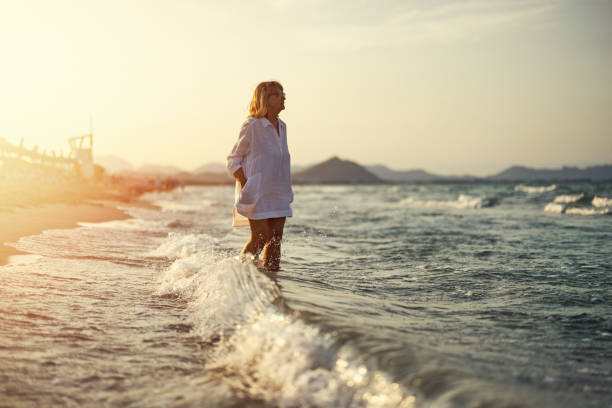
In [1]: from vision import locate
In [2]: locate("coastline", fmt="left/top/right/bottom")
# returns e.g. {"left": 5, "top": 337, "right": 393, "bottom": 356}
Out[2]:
{"left": 0, "top": 175, "right": 169, "bottom": 266}
{"left": 0, "top": 201, "right": 136, "bottom": 266}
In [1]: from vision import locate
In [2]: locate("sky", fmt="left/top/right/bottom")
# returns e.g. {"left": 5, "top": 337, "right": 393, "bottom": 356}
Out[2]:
{"left": 0, "top": 0, "right": 611, "bottom": 176}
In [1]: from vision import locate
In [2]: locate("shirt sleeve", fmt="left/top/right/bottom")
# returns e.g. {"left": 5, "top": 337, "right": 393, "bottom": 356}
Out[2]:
{"left": 226, "top": 120, "right": 252, "bottom": 176}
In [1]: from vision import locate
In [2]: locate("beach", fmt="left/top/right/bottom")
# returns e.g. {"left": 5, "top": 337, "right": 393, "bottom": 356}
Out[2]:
{"left": 0, "top": 202, "right": 130, "bottom": 265}
{"left": 0, "top": 179, "right": 160, "bottom": 265}
{"left": 1, "top": 183, "right": 610, "bottom": 407}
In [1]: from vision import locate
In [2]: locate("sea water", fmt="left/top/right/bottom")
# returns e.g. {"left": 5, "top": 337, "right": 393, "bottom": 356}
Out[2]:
{"left": 1, "top": 182, "right": 611, "bottom": 407}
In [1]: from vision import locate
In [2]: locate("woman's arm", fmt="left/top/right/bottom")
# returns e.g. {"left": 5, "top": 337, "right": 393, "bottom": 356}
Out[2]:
{"left": 233, "top": 167, "right": 247, "bottom": 188}
{"left": 226, "top": 120, "right": 252, "bottom": 185}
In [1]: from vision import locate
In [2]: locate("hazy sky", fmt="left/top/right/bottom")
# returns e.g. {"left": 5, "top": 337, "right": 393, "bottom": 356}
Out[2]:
{"left": 1, "top": 0, "right": 611, "bottom": 175}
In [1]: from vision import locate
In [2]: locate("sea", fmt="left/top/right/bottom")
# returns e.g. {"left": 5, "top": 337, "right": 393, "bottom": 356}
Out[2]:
{"left": 1, "top": 182, "right": 611, "bottom": 408}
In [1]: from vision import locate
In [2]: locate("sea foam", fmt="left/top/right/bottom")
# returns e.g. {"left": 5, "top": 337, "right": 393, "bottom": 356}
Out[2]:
{"left": 514, "top": 184, "right": 557, "bottom": 193}
{"left": 592, "top": 196, "right": 612, "bottom": 208}
{"left": 152, "top": 199, "right": 213, "bottom": 212}
{"left": 544, "top": 203, "right": 565, "bottom": 214}
{"left": 153, "top": 232, "right": 413, "bottom": 407}
{"left": 401, "top": 194, "right": 496, "bottom": 209}
{"left": 544, "top": 194, "right": 611, "bottom": 216}
{"left": 553, "top": 194, "right": 589, "bottom": 204}
{"left": 565, "top": 207, "right": 611, "bottom": 216}
{"left": 150, "top": 232, "right": 218, "bottom": 260}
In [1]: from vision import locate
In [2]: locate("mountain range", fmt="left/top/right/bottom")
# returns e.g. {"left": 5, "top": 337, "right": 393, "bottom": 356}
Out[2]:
{"left": 293, "top": 157, "right": 381, "bottom": 184}
{"left": 95, "top": 155, "right": 612, "bottom": 184}
{"left": 487, "top": 165, "right": 612, "bottom": 181}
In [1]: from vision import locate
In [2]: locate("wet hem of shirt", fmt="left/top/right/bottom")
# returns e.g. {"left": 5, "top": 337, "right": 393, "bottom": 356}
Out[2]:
{"left": 236, "top": 208, "right": 293, "bottom": 220}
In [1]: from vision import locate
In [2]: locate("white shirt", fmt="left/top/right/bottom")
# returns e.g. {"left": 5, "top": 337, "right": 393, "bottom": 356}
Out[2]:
{"left": 226, "top": 117, "right": 293, "bottom": 227}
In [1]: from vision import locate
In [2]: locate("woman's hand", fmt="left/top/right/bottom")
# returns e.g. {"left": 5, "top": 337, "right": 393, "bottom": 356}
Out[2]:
{"left": 233, "top": 168, "right": 248, "bottom": 188}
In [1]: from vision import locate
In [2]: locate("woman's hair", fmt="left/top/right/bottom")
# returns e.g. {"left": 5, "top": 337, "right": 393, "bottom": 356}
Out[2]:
{"left": 248, "top": 81, "right": 283, "bottom": 118}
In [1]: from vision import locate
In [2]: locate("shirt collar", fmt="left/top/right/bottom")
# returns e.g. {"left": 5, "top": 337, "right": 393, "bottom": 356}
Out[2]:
{"left": 262, "top": 117, "right": 284, "bottom": 128}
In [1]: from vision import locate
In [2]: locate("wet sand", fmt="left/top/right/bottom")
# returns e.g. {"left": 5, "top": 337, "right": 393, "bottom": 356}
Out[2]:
{"left": 0, "top": 201, "right": 133, "bottom": 265}
{"left": 0, "top": 177, "right": 160, "bottom": 266}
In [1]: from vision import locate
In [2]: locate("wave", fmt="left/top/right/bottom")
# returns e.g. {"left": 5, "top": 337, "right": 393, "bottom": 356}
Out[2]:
{"left": 553, "top": 193, "right": 591, "bottom": 204}
{"left": 592, "top": 196, "right": 612, "bottom": 208}
{"left": 401, "top": 194, "right": 497, "bottom": 209}
{"left": 544, "top": 196, "right": 611, "bottom": 216}
{"left": 152, "top": 199, "right": 212, "bottom": 212}
{"left": 514, "top": 184, "right": 557, "bottom": 193}
{"left": 78, "top": 215, "right": 191, "bottom": 233}
{"left": 565, "top": 207, "right": 611, "bottom": 216}
{"left": 150, "top": 232, "right": 218, "bottom": 261}
{"left": 154, "top": 233, "right": 412, "bottom": 407}
{"left": 77, "top": 218, "right": 160, "bottom": 231}
{"left": 544, "top": 203, "right": 565, "bottom": 214}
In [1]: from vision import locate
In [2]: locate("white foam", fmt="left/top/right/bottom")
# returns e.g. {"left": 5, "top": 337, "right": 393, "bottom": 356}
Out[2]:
{"left": 553, "top": 194, "right": 585, "bottom": 204}
{"left": 157, "top": 254, "right": 211, "bottom": 298}
{"left": 565, "top": 207, "right": 611, "bottom": 216}
{"left": 544, "top": 201, "right": 611, "bottom": 216}
{"left": 401, "top": 194, "right": 495, "bottom": 209}
{"left": 149, "top": 232, "right": 218, "bottom": 260}
{"left": 154, "top": 234, "right": 414, "bottom": 407}
{"left": 592, "top": 196, "right": 612, "bottom": 208}
{"left": 544, "top": 203, "right": 565, "bottom": 214}
{"left": 77, "top": 218, "right": 159, "bottom": 230}
{"left": 7, "top": 254, "right": 43, "bottom": 265}
{"left": 153, "top": 199, "right": 211, "bottom": 212}
{"left": 514, "top": 184, "right": 556, "bottom": 193}
{"left": 208, "top": 310, "right": 410, "bottom": 407}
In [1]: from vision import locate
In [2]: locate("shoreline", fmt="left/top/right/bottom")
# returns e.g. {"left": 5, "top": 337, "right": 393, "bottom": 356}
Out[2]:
{"left": 0, "top": 201, "right": 130, "bottom": 266}
{"left": 0, "top": 198, "right": 156, "bottom": 266}
{"left": 0, "top": 174, "right": 170, "bottom": 267}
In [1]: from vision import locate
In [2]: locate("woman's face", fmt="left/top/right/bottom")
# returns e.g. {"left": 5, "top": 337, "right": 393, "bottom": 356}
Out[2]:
{"left": 267, "top": 87, "right": 285, "bottom": 113}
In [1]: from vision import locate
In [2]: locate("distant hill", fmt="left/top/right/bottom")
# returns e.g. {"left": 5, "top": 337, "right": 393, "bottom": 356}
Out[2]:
{"left": 96, "top": 155, "right": 612, "bottom": 185}
{"left": 291, "top": 164, "right": 307, "bottom": 174}
{"left": 193, "top": 161, "right": 308, "bottom": 175}
{"left": 293, "top": 156, "right": 382, "bottom": 184}
{"left": 95, "top": 154, "right": 134, "bottom": 173}
{"left": 366, "top": 164, "right": 442, "bottom": 182}
{"left": 193, "top": 162, "right": 226, "bottom": 174}
{"left": 488, "top": 165, "right": 612, "bottom": 181}
{"left": 137, "top": 163, "right": 185, "bottom": 175}
{"left": 180, "top": 171, "right": 234, "bottom": 185}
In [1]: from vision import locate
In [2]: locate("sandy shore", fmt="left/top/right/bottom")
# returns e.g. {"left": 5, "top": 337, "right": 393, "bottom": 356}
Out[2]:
{"left": 0, "top": 176, "right": 164, "bottom": 266}
{"left": 0, "top": 201, "right": 136, "bottom": 265}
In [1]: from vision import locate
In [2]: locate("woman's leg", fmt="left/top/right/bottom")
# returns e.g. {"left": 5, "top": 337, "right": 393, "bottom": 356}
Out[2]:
{"left": 241, "top": 219, "right": 269, "bottom": 260}
{"left": 262, "top": 217, "right": 286, "bottom": 270}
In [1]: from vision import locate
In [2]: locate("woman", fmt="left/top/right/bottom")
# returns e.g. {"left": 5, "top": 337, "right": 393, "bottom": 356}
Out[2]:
{"left": 226, "top": 81, "right": 293, "bottom": 271}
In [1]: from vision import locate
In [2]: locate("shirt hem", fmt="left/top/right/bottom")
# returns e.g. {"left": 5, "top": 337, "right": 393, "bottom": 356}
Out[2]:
{"left": 237, "top": 207, "right": 293, "bottom": 220}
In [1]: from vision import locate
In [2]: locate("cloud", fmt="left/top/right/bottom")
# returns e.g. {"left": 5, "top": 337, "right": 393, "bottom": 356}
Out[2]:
{"left": 297, "top": 0, "right": 561, "bottom": 49}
